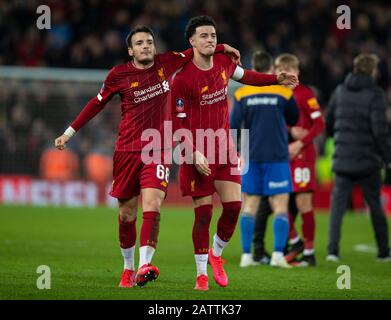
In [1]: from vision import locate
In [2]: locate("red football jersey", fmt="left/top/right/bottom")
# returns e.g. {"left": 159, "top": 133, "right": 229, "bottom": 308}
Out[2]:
{"left": 171, "top": 54, "right": 237, "bottom": 160}
{"left": 101, "top": 51, "right": 194, "bottom": 151}
{"left": 292, "top": 84, "right": 324, "bottom": 163}
{"left": 71, "top": 50, "right": 193, "bottom": 152}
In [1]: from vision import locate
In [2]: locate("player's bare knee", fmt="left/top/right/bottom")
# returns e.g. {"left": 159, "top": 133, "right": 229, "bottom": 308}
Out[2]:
{"left": 297, "top": 202, "right": 312, "bottom": 213}
{"left": 242, "top": 203, "right": 257, "bottom": 215}
{"left": 192, "top": 196, "right": 213, "bottom": 208}
{"left": 141, "top": 188, "right": 165, "bottom": 212}
{"left": 142, "top": 197, "right": 163, "bottom": 212}
{"left": 272, "top": 202, "right": 289, "bottom": 215}
{"left": 118, "top": 207, "right": 137, "bottom": 222}
{"left": 270, "top": 194, "right": 289, "bottom": 213}
{"left": 243, "top": 195, "right": 260, "bottom": 214}
{"left": 118, "top": 198, "right": 138, "bottom": 222}
{"left": 296, "top": 194, "right": 312, "bottom": 213}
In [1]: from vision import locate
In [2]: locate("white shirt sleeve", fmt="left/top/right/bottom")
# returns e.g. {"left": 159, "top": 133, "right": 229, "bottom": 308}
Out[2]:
{"left": 231, "top": 66, "right": 244, "bottom": 81}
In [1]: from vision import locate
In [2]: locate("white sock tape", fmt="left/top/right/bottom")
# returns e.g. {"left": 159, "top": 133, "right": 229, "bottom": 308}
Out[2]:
{"left": 64, "top": 126, "right": 76, "bottom": 138}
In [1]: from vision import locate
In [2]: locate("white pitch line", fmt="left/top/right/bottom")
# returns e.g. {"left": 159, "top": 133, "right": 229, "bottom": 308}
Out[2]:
{"left": 353, "top": 243, "right": 377, "bottom": 254}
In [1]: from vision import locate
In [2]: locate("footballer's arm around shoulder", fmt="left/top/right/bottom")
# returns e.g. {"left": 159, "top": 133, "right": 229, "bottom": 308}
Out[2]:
{"left": 231, "top": 65, "right": 278, "bottom": 87}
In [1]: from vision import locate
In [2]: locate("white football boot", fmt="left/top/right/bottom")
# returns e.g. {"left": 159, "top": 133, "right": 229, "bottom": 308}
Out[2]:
{"left": 240, "top": 253, "right": 257, "bottom": 267}
{"left": 270, "top": 252, "right": 292, "bottom": 268}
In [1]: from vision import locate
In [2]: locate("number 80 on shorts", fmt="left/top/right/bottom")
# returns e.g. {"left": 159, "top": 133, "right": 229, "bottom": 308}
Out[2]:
{"left": 294, "top": 167, "right": 311, "bottom": 184}
{"left": 291, "top": 163, "right": 316, "bottom": 192}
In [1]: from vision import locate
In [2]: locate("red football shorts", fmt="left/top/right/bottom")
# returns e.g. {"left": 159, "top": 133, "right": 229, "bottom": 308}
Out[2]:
{"left": 290, "top": 160, "right": 316, "bottom": 193}
{"left": 179, "top": 159, "right": 241, "bottom": 197}
{"left": 109, "top": 151, "right": 171, "bottom": 199}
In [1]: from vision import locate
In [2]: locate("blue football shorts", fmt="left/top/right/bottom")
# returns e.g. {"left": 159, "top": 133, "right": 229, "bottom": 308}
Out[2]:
{"left": 241, "top": 161, "right": 292, "bottom": 196}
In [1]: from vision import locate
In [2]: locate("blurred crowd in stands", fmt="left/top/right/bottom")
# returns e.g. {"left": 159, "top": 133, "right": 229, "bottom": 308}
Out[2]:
{"left": 0, "top": 82, "right": 118, "bottom": 183}
{"left": 1, "top": 0, "right": 391, "bottom": 184}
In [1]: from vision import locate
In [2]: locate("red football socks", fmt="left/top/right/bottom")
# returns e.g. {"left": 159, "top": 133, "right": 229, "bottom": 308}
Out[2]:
{"left": 140, "top": 211, "right": 160, "bottom": 248}
{"left": 288, "top": 212, "right": 299, "bottom": 241}
{"left": 217, "top": 201, "right": 242, "bottom": 242}
{"left": 301, "top": 210, "right": 315, "bottom": 250}
{"left": 118, "top": 216, "right": 136, "bottom": 249}
{"left": 193, "top": 205, "right": 213, "bottom": 254}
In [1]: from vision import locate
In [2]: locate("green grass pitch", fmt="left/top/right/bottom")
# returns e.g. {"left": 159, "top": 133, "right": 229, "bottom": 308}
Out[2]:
{"left": 0, "top": 204, "right": 390, "bottom": 300}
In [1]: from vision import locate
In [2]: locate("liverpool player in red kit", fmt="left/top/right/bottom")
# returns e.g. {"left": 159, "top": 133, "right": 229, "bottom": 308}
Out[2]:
{"left": 275, "top": 54, "right": 325, "bottom": 266}
{"left": 171, "top": 16, "right": 298, "bottom": 290}
{"left": 54, "top": 26, "right": 240, "bottom": 288}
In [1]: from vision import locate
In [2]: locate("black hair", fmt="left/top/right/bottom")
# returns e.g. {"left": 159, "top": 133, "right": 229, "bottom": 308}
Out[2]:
{"left": 184, "top": 15, "right": 217, "bottom": 41}
{"left": 252, "top": 51, "right": 273, "bottom": 73}
{"left": 126, "top": 25, "right": 155, "bottom": 48}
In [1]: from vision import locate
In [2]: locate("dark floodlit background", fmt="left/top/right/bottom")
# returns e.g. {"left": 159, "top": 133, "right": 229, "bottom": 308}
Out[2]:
{"left": 1, "top": 0, "right": 391, "bottom": 209}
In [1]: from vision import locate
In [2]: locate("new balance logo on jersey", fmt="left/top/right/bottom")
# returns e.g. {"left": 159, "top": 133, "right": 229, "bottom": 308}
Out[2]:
{"left": 247, "top": 97, "right": 278, "bottom": 106}
{"left": 97, "top": 83, "right": 105, "bottom": 101}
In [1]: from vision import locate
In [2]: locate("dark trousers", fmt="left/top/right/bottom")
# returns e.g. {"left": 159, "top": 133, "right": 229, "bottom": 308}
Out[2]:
{"left": 253, "top": 195, "right": 298, "bottom": 259}
{"left": 328, "top": 170, "right": 390, "bottom": 257}
{"left": 253, "top": 196, "right": 272, "bottom": 259}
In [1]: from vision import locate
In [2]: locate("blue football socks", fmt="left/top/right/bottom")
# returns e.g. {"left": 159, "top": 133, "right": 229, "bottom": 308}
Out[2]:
{"left": 240, "top": 214, "right": 255, "bottom": 253}
{"left": 273, "top": 214, "right": 289, "bottom": 252}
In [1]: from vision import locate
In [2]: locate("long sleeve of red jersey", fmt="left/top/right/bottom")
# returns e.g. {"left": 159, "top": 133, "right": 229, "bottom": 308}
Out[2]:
{"left": 70, "top": 67, "right": 120, "bottom": 132}
{"left": 238, "top": 69, "right": 278, "bottom": 86}
{"left": 157, "top": 48, "right": 193, "bottom": 75}
{"left": 295, "top": 87, "right": 325, "bottom": 146}
{"left": 300, "top": 115, "right": 325, "bottom": 146}
{"left": 70, "top": 97, "right": 106, "bottom": 131}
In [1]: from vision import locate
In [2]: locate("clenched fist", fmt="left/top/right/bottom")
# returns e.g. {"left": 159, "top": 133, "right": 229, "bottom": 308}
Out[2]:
{"left": 54, "top": 134, "right": 70, "bottom": 150}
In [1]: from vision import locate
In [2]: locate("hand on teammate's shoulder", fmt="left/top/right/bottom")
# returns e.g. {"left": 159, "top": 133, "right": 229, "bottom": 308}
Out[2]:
{"left": 277, "top": 72, "right": 299, "bottom": 88}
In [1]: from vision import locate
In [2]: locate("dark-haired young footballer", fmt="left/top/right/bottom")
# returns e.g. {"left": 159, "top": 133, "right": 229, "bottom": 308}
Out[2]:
{"left": 54, "top": 26, "right": 240, "bottom": 288}
{"left": 171, "top": 16, "right": 298, "bottom": 291}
